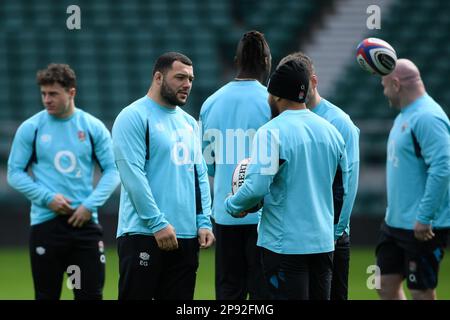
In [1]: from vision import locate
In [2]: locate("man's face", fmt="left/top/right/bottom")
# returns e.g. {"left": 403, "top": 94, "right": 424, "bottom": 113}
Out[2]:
{"left": 268, "top": 94, "right": 280, "bottom": 119}
{"left": 263, "top": 50, "right": 272, "bottom": 83}
{"left": 40, "top": 83, "right": 75, "bottom": 118}
{"left": 381, "top": 75, "right": 400, "bottom": 108}
{"left": 305, "top": 76, "right": 316, "bottom": 108}
{"left": 160, "top": 60, "right": 194, "bottom": 107}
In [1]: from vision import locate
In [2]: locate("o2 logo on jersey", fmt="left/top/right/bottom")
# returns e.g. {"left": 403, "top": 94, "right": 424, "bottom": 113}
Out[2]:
{"left": 171, "top": 141, "right": 191, "bottom": 165}
{"left": 170, "top": 127, "right": 198, "bottom": 166}
{"left": 54, "top": 150, "right": 82, "bottom": 177}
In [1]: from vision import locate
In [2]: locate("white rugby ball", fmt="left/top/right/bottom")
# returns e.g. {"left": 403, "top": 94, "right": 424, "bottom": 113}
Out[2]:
{"left": 356, "top": 37, "right": 397, "bottom": 76}
{"left": 231, "top": 158, "right": 263, "bottom": 213}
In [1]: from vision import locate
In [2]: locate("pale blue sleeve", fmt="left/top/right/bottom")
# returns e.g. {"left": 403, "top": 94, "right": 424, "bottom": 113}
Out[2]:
{"left": 338, "top": 161, "right": 359, "bottom": 234}
{"left": 7, "top": 122, "right": 55, "bottom": 207}
{"left": 195, "top": 157, "right": 213, "bottom": 230}
{"left": 199, "top": 108, "right": 216, "bottom": 177}
{"left": 193, "top": 120, "right": 213, "bottom": 230}
{"left": 414, "top": 114, "right": 450, "bottom": 224}
{"left": 224, "top": 128, "right": 278, "bottom": 216}
{"left": 112, "top": 110, "right": 169, "bottom": 233}
{"left": 334, "top": 145, "right": 350, "bottom": 239}
{"left": 332, "top": 118, "right": 360, "bottom": 238}
{"left": 81, "top": 120, "right": 120, "bottom": 212}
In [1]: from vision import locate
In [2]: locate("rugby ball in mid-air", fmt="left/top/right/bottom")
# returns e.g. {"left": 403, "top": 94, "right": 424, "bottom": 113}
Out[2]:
{"left": 356, "top": 38, "right": 397, "bottom": 76}
{"left": 231, "top": 158, "right": 263, "bottom": 213}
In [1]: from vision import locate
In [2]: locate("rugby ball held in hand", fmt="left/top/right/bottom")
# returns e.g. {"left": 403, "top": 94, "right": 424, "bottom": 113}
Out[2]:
{"left": 231, "top": 158, "right": 263, "bottom": 213}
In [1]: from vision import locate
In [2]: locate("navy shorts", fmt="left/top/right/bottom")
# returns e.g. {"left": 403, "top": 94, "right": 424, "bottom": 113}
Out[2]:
{"left": 29, "top": 215, "right": 105, "bottom": 300}
{"left": 117, "top": 234, "right": 199, "bottom": 300}
{"left": 376, "top": 222, "right": 448, "bottom": 290}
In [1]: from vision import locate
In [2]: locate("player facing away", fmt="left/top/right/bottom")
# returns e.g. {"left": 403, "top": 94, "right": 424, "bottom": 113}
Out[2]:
{"left": 200, "top": 30, "right": 272, "bottom": 300}
{"left": 225, "top": 59, "right": 349, "bottom": 300}
{"left": 376, "top": 59, "right": 450, "bottom": 300}
{"left": 7, "top": 63, "right": 120, "bottom": 300}
{"left": 112, "top": 52, "right": 215, "bottom": 300}
{"left": 278, "top": 52, "right": 360, "bottom": 300}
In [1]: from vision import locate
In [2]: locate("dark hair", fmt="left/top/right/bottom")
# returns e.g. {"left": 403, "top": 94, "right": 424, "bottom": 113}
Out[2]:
{"left": 152, "top": 52, "right": 193, "bottom": 76}
{"left": 278, "top": 52, "right": 315, "bottom": 76}
{"left": 236, "top": 30, "right": 270, "bottom": 74}
{"left": 36, "top": 63, "right": 76, "bottom": 90}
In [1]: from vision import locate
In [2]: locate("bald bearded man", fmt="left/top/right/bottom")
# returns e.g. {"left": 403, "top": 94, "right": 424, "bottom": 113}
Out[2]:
{"left": 376, "top": 59, "right": 450, "bottom": 300}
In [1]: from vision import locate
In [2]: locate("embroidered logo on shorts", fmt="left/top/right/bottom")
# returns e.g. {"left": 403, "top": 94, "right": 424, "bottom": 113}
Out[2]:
{"left": 409, "top": 261, "right": 417, "bottom": 272}
{"left": 408, "top": 261, "right": 418, "bottom": 283}
{"left": 98, "top": 241, "right": 105, "bottom": 253}
{"left": 139, "top": 252, "right": 150, "bottom": 266}
{"left": 36, "top": 246, "right": 46, "bottom": 255}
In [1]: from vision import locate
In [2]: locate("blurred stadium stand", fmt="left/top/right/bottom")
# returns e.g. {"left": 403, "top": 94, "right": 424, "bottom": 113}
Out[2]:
{"left": 0, "top": 0, "right": 448, "bottom": 245}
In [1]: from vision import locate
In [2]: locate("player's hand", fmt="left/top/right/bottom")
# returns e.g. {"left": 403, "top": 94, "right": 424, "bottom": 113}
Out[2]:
{"left": 414, "top": 221, "right": 435, "bottom": 242}
{"left": 68, "top": 205, "right": 92, "bottom": 228}
{"left": 231, "top": 211, "right": 248, "bottom": 218}
{"left": 48, "top": 194, "right": 74, "bottom": 215}
{"left": 224, "top": 193, "right": 248, "bottom": 218}
{"left": 198, "top": 228, "right": 215, "bottom": 249}
{"left": 154, "top": 224, "right": 178, "bottom": 251}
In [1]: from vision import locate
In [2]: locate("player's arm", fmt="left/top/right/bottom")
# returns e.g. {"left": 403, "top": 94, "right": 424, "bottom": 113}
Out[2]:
{"left": 193, "top": 121, "right": 215, "bottom": 248}
{"left": 80, "top": 121, "right": 120, "bottom": 213}
{"left": 195, "top": 155, "right": 215, "bottom": 248}
{"left": 194, "top": 123, "right": 213, "bottom": 229}
{"left": 333, "top": 145, "right": 350, "bottom": 240}
{"left": 225, "top": 171, "right": 274, "bottom": 217}
{"left": 199, "top": 111, "right": 216, "bottom": 177}
{"left": 7, "top": 122, "right": 56, "bottom": 207}
{"left": 225, "top": 128, "right": 279, "bottom": 216}
{"left": 333, "top": 120, "right": 360, "bottom": 239}
{"left": 70, "top": 120, "right": 121, "bottom": 227}
{"left": 112, "top": 109, "right": 169, "bottom": 234}
{"left": 414, "top": 114, "right": 450, "bottom": 225}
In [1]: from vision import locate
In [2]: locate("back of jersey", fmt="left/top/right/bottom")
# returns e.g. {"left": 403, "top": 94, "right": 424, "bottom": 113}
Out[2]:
{"left": 256, "top": 110, "right": 347, "bottom": 254}
{"left": 200, "top": 80, "right": 270, "bottom": 225}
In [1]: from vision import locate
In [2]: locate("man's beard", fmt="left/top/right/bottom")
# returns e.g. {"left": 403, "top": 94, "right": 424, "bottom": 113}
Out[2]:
{"left": 270, "top": 101, "right": 279, "bottom": 119}
{"left": 161, "top": 80, "right": 186, "bottom": 106}
{"left": 386, "top": 95, "right": 399, "bottom": 109}
{"left": 305, "top": 87, "right": 314, "bottom": 108}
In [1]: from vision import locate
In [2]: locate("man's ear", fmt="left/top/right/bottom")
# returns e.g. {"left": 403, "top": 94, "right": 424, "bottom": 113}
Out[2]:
{"left": 153, "top": 71, "right": 163, "bottom": 85}
{"left": 69, "top": 87, "right": 76, "bottom": 98}
{"left": 311, "top": 75, "right": 318, "bottom": 89}
{"left": 392, "top": 77, "right": 401, "bottom": 92}
{"left": 233, "top": 56, "right": 239, "bottom": 68}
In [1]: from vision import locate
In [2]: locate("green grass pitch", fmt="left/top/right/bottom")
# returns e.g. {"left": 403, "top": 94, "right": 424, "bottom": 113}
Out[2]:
{"left": 0, "top": 247, "right": 449, "bottom": 300}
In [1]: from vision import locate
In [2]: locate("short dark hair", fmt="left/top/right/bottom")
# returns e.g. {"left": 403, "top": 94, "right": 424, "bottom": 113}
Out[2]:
{"left": 36, "top": 63, "right": 76, "bottom": 90}
{"left": 278, "top": 52, "right": 315, "bottom": 76}
{"left": 236, "top": 30, "right": 270, "bottom": 74}
{"left": 152, "top": 52, "right": 193, "bottom": 76}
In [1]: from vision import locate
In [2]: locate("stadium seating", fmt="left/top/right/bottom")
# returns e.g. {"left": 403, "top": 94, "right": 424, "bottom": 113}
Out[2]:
{"left": 0, "top": 0, "right": 323, "bottom": 157}
{"left": 1, "top": 0, "right": 448, "bottom": 219}
{"left": 330, "top": 0, "right": 450, "bottom": 168}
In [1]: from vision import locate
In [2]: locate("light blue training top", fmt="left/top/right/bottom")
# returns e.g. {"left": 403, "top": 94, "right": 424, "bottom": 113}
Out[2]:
{"left": 7, "top": 108, "right": 119, "bottom": 225}
{"left": 225, "top": 109, "right": 349, "bottom": 254}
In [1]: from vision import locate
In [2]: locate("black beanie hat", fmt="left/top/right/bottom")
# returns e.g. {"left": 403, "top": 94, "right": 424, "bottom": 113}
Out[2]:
{"left": 267, "top": 59, "right": 310, "bottom": 103}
